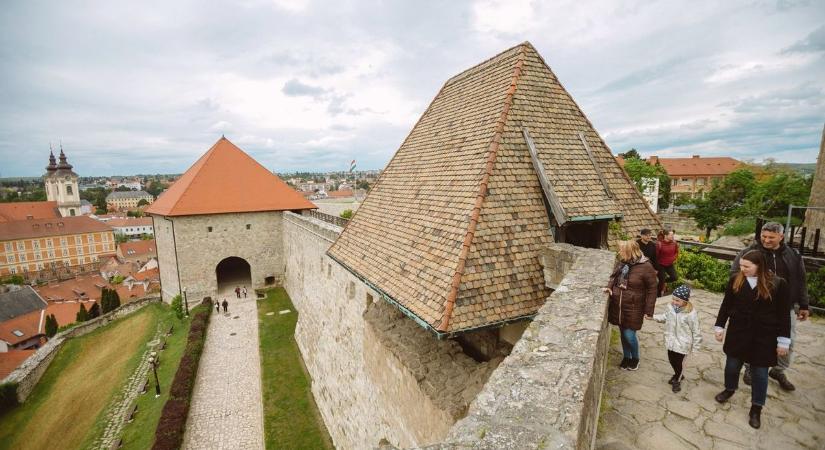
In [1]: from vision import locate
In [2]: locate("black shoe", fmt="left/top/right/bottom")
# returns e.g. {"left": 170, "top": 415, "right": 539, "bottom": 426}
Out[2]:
{"left": 749, "top": 404, "right": 762, "bottom": 429}
{"left": 668, "top": 374, "right": 677, "bottom": 384}
{"left": 620, "top": 358, "right": 630, "bottom": 369}
{"left": 769, "top": 368, "right": 796, "bottom": 391}
{"left": 627, "top": 358, "right": 640, "bottom": 371}
{"left": 672, "top": 379, "right": 682, "bottom": 393}
{"left": 743, "top": 367, "right": 752, "bottom": 386}
{"left": 715, "top": 389, "right": 735, "bottom": 403}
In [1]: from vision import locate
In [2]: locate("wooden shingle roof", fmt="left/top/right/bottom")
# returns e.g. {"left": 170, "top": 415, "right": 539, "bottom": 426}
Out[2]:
{"left": 327, "top": 42, "right": 659, "bottom": 335}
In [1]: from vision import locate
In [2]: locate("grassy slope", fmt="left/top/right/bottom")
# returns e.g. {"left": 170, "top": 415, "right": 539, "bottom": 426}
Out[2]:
{"left": 258, "top": 288, "right": 332, "bottom": 450}
{"left": 0, "top": 303, "right": 162, "bottom": 450}
{"left": 118, "top": 306, "right": 192, "bottom": 449}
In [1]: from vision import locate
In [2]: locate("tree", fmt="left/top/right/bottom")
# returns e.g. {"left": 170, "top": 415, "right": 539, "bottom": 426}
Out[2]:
{"left": 137, "top": 199, "right": 149, "bottom": 206}
{"left": 619, "top": 148, "right": 641, "bottom": 160}
{"left": 45, "top": 314, "right": 58, "bottom": 337}
{"left": 1, "top": 275, "right": 24, "bottom": 285}
{"left": 88, "top": 302, "right": 100, "bottom": 319}
{"left": 340, "top": 209, "right": 353, "bottom": 219}
{"left": 687, "top": 171, "right": 755, "bottom": 239}
{"left": 114, "top": 185, "right": 132, "bottom": 192}
{"left": 621, "top": 156, "right": 672, "bottom": 209}
{"left": 115, "top": 234, "right": 129, "bottom": 244}
{"left": 76, "top": 303, "right": 89, "bottom": 322}
{"left": 110, "top": 289, "right": 121, "bottom": 310}
{"left": 356, "top": 180, "right": 370, "bottom": 191}
{"left": 127, "top": 210, "right": 144, "bottom": 217}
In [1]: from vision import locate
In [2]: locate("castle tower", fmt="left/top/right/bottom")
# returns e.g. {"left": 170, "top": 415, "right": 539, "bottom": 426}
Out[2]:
{"left": 43, "top": 147, "right": 81, "bottom": 217}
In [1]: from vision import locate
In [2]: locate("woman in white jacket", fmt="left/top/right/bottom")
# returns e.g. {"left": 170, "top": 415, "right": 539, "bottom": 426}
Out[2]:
{"left": 653, "top": 284, "right": 702, "bottom": 393}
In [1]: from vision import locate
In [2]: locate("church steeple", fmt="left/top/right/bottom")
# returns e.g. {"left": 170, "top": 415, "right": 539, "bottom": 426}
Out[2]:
{"left": 57, "top": 144, "right": 73, "bottom": 170}
{"left": 45, "top": 147, "right": 58, "bottom": 174}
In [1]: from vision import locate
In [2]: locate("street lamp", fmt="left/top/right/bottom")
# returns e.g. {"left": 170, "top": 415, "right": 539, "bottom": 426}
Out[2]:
{"left": 149, "top": 351, "right": 161, "bottom": 398}
{"left": 182, "top": 287, "right": 189, "bottom": 317}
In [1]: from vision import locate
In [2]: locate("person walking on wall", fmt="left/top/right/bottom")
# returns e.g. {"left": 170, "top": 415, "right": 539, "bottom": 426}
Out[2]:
{"left": 652, "top": 284, "right": 702, "bottom": 393}
{"left": 603, "top": 239, "right": 658, "bottom": 371}
{"left": 222, "top": 299, "right": 229, "bottom": 313}
{"left": 235, "top": 286, "right": 241, "bottom": 299}
{"left": 714, "top": 250, "right": 791, "bottom": 429}
{"left": 243, "top": 286, "right": 248, "bottom": 298}
{"left": 732, "top": 221, "right": 809, "bottom": 392}
{"left": 215, "top": 300, "right": 221, "bottom": 313}
{"left": 656, "top": 230, "right": 679, "bottom": 296}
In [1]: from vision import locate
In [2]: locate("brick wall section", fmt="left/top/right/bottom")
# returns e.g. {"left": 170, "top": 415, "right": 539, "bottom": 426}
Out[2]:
{"left": 416, "top": 244, "right": 615, "bottom": 450}
{"left": 2, "top": 296, "right": 160, "bottom": 402}
{"left": 284, "top": 212, "right": 501, "bottom": 449}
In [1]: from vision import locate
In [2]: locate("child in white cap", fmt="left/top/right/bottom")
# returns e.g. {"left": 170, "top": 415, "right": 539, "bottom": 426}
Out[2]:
{"left": 653, "top": 284, "right": 702, "bottom": 393}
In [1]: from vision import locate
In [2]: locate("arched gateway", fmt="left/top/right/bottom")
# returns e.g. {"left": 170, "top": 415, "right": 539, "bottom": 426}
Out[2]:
{"left": 144, "top": 137, "right": 316, "bottom": 303}
{"left": 215, "top": 256, "right": 251, "bottom": 294}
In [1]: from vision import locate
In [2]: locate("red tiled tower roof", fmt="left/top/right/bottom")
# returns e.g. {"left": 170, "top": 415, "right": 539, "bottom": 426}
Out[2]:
{"left": 145, "top": 137, "right": 316, "bottom": 216}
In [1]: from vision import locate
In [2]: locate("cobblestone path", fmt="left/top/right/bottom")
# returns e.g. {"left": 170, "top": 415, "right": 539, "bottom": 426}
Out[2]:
{"left": 183, "top": 290, "right": 264, "bottom": 450}
{"left": 597, "top": 289, "right": 825, "bottom": 449}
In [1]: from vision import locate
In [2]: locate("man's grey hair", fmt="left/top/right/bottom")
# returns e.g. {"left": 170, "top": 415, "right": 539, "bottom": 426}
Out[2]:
{"left": 761, "top": 221, "right": 784, "bottom": 234}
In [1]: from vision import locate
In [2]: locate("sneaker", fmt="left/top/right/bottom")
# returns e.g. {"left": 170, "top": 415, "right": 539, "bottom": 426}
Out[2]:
{"left": 769, "top": 368, "right": 796, "bottom": 391}
{"left": 715, "top": 389, "right": 735, "bottom": 403}
{"left": 743, "top": 366, "right": 752, "bottom": 386}
{"left": 627, "top": 358, "right": 640, "bottom": 371}
{"left": 620, "top": 358, "right": 630, "bottom": 370}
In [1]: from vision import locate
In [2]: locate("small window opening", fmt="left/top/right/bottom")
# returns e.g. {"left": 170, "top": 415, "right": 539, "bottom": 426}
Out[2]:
{"left": 207, "top": 226, "right": 213, "bottom": 232}
{"left": 246, "top": 224, "right": 251, "bottom": 230}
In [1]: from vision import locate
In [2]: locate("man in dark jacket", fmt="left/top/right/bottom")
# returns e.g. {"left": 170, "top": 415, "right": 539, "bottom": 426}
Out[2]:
{"left": 637, "top": 229, "right": 658, "bottom": 269}
{"left": 732, "top": 221, "right": 809, "bottom": 391}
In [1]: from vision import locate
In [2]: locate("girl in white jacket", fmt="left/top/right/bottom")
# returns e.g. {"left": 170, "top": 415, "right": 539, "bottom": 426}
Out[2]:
{"left": 653, "top": 284, "right": 702, "bottom": 393}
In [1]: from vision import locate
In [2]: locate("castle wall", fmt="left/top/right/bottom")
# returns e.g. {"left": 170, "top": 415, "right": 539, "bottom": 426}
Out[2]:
{"left": 283, "top": 212, "right": 484, "bottom": 449}
{"left": 152, "top": 211, "right": 284, "bottom": 304}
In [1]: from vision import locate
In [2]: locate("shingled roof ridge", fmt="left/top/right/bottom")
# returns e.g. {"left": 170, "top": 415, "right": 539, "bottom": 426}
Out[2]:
{"left": 443, "top": 41, "right": 531, "bottom": 86}
{"left": 438, "top": 44, "right": 528, "bottom": 332}
{"left": 524, "top": 45, "right": 662, "bottom": 229}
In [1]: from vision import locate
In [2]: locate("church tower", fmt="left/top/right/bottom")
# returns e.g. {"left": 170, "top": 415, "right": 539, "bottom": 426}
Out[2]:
{"left": 44, "top": 146, "right": 81, "bottom": 217}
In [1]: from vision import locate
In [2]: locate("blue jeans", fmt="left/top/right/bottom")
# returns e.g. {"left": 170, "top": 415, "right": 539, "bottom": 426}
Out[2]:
{"left": 725, "top": 356, "right": 768, "bottom": 406}
{"left": 619, "top": 327, "right": 639, "bottom": 359}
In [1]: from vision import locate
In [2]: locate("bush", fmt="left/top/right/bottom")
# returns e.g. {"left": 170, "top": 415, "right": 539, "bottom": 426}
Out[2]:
{"left": 340, "top": 209, "right": 353, "bottom": 219}
{"left": 76, "top": 303, "right": 89, "bottom": 323}
{"left": 675, "top": 247, "right": 731, "bottom": 293}
{"left": 152, "top": 299, "right": 212, "bottom": 450}
{"left": 171, "top": 295, "right": 184, "bottom": 320}
{"left": 0, "top": 382, "right": 19, "bottom": 414}
{"left": 807, "top": 267, "right": 825, "bottom": 310}
{"left": 722, "top": 216, "right": 804, "bottom": 237}
{"left": 0, "top": 275, "right": 24, "bottom": 285}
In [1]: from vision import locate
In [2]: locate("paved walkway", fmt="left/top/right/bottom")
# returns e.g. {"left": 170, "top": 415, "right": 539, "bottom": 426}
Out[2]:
{"left": 183, "top": 288, "right": 264, "bottom": 450}
{"left": 597, "top": 290, "right": 825, "bottom": 449}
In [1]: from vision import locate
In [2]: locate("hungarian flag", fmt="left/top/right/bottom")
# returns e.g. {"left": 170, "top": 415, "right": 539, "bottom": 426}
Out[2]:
{"left": 349, "top": 160, "right": 356, "bottom": 172}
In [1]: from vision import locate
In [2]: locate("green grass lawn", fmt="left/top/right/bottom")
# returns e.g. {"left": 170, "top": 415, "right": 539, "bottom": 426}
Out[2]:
{"left": 117, "top": 305, "right": 194, "bottom": 449}
{"left": 258, "top": 288, "right": 332, "bottom": 450}
{"left": 0, "top": 303, "right": 165, "bottom": 450}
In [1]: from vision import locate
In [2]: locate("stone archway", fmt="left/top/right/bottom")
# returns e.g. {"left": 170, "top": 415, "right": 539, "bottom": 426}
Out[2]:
{"left": 215, "top": 256, "right": 251, "bottom": 296}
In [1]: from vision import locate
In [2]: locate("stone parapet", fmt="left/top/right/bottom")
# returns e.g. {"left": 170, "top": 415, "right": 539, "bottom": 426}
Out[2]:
{"left": 2, "top": 296, "right": 161, "bottom": 402}
{"left": 413, "top": 243, "right": 615, "bottom": 450}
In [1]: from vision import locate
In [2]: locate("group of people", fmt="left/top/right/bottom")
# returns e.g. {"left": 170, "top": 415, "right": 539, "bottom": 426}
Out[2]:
{"left": 235, "top": 286, "right": 248, "bottom": 298}
{"left": 635, "top": 228, "right": 679, "bottom": 296}
{"left": 605, "top": 222, "right": 810, "bottom": 429}
{"left": 217, "top": 286, "right": 249, "bottom": 314}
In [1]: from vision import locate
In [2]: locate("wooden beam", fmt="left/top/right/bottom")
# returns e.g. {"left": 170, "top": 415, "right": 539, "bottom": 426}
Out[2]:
{"left": 578, "top": 132, "right": 614, "bottom": 199}
{"left": 522, "top": 127, "right": 568, "bottom": 226}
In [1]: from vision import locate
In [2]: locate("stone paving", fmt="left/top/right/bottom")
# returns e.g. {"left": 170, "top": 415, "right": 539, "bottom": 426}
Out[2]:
{"left": 182, "top": 287, "right": 265, "bottom": 450}
{"left": 596, "top": 289, "right": 825, "bottom": 450}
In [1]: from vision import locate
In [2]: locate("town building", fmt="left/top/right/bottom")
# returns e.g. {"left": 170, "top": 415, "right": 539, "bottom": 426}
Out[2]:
{"left": 105, "top": 217, "right": 154, "bottom": 238}
{"left": 0, "top": 216, "right": 116, "bottom": 279}
{"left": 0, "top": 201, "right": 60, "bottom": 223}
{"left": 0, "top": 285, "right": 48, "bottom": 351}
{"left": 145, "top": 137, "right": 316, "bottom": 303}
{"left": 648, "top": 155, "right": 741, "bottom": 199}
{"left": 116, "top": 239, "right": 156, "bottom": 265}
{"left": 44, "top": 149, "right": 83, "bottom": 217}
{"left": 105, "top": 190, "right": 154, "bottom": 211}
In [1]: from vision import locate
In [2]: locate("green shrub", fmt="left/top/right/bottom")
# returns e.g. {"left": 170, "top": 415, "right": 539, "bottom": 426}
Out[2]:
{"left": 807, "top": 267, "right": 825, "bottom": 309}
{"left": 171, "top": 295, "right": 184, "bottom": 320}
{"left": 339, "top": 209, "right": 353, "bottom": 219}
{"left": 0, "top": 382, "right": 19, "bottom": 414}
{"left": 675, "top": 247, "right": 731, "bottom": 293}
{"left": 722, "top": 216, "right": 804, "bottom": 237}
{"left": 0, "top": 275, "right": 24, "bottom": 285}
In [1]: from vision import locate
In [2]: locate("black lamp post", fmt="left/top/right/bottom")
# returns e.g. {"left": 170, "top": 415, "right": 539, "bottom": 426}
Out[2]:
{"left": 182, "top": 287, "right": 189, "bottom": 317}
{"left": 149, "top": 352, "right": 161, "bottom": 397}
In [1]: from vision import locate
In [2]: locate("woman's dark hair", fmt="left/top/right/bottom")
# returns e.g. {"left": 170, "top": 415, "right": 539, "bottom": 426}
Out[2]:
{"left": 733, "top": 250, "right": 774, "bottom": 299}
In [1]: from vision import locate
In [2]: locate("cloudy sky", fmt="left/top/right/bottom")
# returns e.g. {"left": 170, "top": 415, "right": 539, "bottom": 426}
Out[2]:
{"left": 1, "top": 0, "right": 823, "bottom": 176}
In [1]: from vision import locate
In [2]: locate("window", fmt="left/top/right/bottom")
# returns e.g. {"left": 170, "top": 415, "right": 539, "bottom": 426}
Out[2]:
{"left": 5, "top": 243, "right": 12, "bottom": 252}
{"left": 19, "top": 253, "right": 26, "bottom": 262}
{"left": 207, "top": 226, "right": 213, "bottom": 232}
{"left": 9, "top": 267, "right": 16, "bottom": 274}
{"left": 46, "top": 239, "right": 53, "bottom": 248}
{"left": 33, "top": 241, "right": 40, "bottom": 250}
{"left": 17, "top": 242, "right": 24, "bottom": 251}
{"left": 681, "top": 177, "right": 689, "bottom": 183}
{"left": 696, "top": 178, "right": 706, "bottom": 186}
{"left": 7, "top": 255, "right": 14, "bottom": 263}
{"left": 62, "top": 248, "right": 68, "bottom": 257}
{"left": 12, "top": 330, "right": 23, "bottom": 337}
{"left": 78, "top": 247, "right": 83, "bottom": 255}
{"left": 60, "top": 238, "right": 68, "bottom": 247}
{"left": 70, "top": 209, "right": 76, "bottom": 216}
{"left": 246, "top": 224, "right": 251, "bottom": 230}
{"left": 66, "top": 185, "right": 73, "bottom": 195}
{"left": 48, "top": 250, "right": 55, "bottom": 259}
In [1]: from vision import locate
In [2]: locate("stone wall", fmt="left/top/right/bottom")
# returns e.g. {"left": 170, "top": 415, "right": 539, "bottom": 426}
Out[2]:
{"left": 2, "top": 296, "right": 160, "bottom": 402}
{"left": 419, "top": 244, "right": 616, "bottom": 450}
{"left": 152, "top": 211, "right": 285, "bottom": 304}
{"left": 283, "top": 212, "right": 499, "bottom": 449}
{"left": 804, "top": 124, "right": 825, "bottom": 243}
